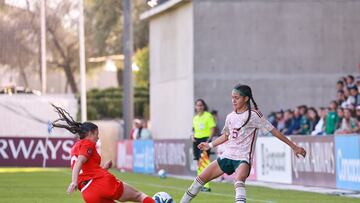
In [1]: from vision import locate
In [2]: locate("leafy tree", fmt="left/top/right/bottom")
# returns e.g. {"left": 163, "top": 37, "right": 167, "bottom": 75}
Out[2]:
{"left": 0, "top": 0, "right": 81, "bottom": 93}
{"left": 0, "top": 2, "right": 38, "bottom": 87}
{"left": 84, "top": 0, "right": 149, "bottom": 86}
{"left": 134, "top": 46, "right": 149, "bottom": 88}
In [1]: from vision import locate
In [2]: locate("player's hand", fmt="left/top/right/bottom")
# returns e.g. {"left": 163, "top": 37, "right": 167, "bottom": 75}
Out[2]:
{"left": 198, "top": 142, "right": 210, "bottom": 151}
{"left": 293, "top": 146, "right": 306, "bottom": 158}
{"left": 67, "top": 182, "right": 77, "bottom": 194}
{"left": 103, "top": 160, "right": 113, "bottom": 170}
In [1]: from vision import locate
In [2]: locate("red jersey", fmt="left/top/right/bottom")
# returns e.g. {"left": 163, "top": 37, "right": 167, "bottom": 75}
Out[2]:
{"left": 70, "top": 139, "right": 111, "bottom": 185}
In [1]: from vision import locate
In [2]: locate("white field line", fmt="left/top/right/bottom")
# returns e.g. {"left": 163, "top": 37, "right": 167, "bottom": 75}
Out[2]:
{"left": 126, "top": 180, "right": 276, "bottom": 203}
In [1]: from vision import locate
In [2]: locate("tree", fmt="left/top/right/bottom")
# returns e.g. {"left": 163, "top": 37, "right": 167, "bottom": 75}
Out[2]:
{"left": 84, "top": 0, "right": 149, "bottom": 86}
{"left": 1, "top": 0, "right": 150, "bottom": 94}
{"left": 134, "top": 46, "right": 149, "bottom": 88}
{"left": 0, "top": 2, "right": 38, "bottom": 87}
{"left": 45, "top": 1, "right": 80, "bottom": 93}
{"left": 0, "top": 0, "right": 81, "bottom": 93}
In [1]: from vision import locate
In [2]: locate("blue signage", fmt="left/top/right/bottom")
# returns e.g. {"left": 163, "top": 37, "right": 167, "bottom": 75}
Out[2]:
{"left": 133, "top": 140, "right": 155, "bottom": 174}
{"left": 335, "top": 135, "right": 360, "bottom": 190}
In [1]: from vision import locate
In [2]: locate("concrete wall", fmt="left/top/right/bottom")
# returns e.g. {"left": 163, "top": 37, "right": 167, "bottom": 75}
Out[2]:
{"left": 193, "top": 0, "right": 360, "bottom": 125}
{"left": 94, "top": 120, "right": 123, "bottom": 165}
{"left": 149, "top": 2, "right": 194, "bottom": 139}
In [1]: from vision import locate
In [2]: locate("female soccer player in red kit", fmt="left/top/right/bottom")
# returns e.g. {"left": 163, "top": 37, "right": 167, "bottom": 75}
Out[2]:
{"left": 51, "top": 105, "right": 154, "bottom": 203}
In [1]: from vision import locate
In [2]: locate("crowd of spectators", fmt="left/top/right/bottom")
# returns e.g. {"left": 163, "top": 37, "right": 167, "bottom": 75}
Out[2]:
{"left": 268, "top": 75, "right": 360, "bottom": 136}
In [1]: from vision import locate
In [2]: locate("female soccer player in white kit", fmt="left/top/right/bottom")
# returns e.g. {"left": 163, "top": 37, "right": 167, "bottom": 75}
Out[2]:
{"left": 180, "top": 84, "right": 307, "bottom": 203}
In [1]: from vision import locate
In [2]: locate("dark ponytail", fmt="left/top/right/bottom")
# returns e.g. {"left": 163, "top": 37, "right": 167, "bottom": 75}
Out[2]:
{"left": 250, "top": 97, "right": 258, "bottom": 110}
{"left": 233, "top": 84, "right": 259, "bottom": 129}
{"left": 51, "top": 104, "right": 98, "bottom": 139}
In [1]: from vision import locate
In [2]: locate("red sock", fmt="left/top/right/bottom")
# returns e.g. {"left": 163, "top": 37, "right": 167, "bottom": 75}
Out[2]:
{"left": 142, "top": 196, "right": 155, "bottom": 203}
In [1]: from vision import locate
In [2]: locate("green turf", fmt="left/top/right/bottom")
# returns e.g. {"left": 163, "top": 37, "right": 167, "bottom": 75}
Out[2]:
{"left": 0, "top": 168, "right": 358, "bottom": 203}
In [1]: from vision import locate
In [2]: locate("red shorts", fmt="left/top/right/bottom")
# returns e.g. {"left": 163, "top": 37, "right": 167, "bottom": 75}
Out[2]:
{"left": 80, "top": 174, "right": 124, "bottom": 203}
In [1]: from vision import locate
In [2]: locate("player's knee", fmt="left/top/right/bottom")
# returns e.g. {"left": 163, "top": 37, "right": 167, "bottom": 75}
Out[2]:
{"left": 238, "top": 177, "right": 247, "bottom": 183}
{"left": 236, "top": 173, "right": 248, "bottom": 182}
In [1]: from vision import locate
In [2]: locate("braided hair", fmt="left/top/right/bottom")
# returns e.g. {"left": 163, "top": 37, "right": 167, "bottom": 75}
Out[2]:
{"left": 233, "top": 84, "right": 259, "bottom": 129}
{"left": 51, "top": 104, "right": 98, "bottom": 139}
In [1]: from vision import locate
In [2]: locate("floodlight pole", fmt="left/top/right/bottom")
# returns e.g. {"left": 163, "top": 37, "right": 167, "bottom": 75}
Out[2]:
{"left": 79, "top": 0, "right": 87, "bottom": 122}
{"left": 123, "top": 0, "right": 134, "bottom": 139}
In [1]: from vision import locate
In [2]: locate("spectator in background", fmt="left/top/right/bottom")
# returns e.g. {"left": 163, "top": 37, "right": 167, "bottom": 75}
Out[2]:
{"left": 311, "top": 107, "right": 327, "bottom": 135}
{"left": 335, "top": 108, "right": 357, "bottom": 134}
{"left": 346, "top": 75, "right": 356, "bottom": 89}
{"left": 349, "top": 86, "right": 359, "bottom": 105}
{"left": 340, "top": 76, "right": 347, "bottom": 87}
{"left": 356, "top": 87, "right": 360, "bottom": 106}
{"left": 308, "top": 107, "right": 320, "bottom": 133}
{"left": 281, "top": 109, "right": 293, "bottom": 134}
{"left": 285, "top": 107, "right": 301, "bottom": 135}
{"left": 325, "top": 101, "right": 340, "bottom": 135}
{"left": 275, "top": 111, "right": 285, "bottom": 132}
{"left": 342, "top": 87, "right": 356, "bottom": 108}
{"left": 356, "top": 79, "right": 360, "bottom": 92}
{"left": 356, "top": 106, "right": 360, "bottom": 121}
{"left": 298, "top": 105, "right": 310, "bottom": 135}
{"left": 336, "top": 80, "right": 345, "bottom": 92}
{"left": 349, "top": 103, "right": 357, "bottom": 113}
{"left": 131, "top": 119, "right": 152, "bottom": 140}
{"left": 344, "top": 87, "right": 350, "bottom": 101}
{"left": 336, "top": 108, "right": 344, "bottom": 129}
{"left": 268, "top": 112, "right": 277, "bottom": 127}
{"left": 337, "top": 90, "right": 347, "bottom": 108}
{"left": 355, "top": 106, "right": 360, "bottom": 133}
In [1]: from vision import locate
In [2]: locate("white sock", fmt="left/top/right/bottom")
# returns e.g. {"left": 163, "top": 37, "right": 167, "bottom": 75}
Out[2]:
{"left": 180, "top": 177, "right": 205, "bottom": 203}
{"left": 235, "top": 181, "right": 246, "bottom": 203}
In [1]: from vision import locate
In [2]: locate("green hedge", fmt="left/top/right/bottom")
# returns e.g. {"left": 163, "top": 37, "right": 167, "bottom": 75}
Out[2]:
{"left": 78, "top": 86, "right": 149, "bottom": 120}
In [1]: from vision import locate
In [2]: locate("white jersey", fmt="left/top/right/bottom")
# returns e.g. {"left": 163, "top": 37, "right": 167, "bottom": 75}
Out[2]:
{"left": 219, "top": 109, "right": 274, "bottom": 163}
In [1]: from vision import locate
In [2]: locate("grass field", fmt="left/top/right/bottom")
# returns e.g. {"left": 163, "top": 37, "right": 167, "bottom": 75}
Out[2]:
{"left": 0, "top": 168, "right": 358, "bottom": 203}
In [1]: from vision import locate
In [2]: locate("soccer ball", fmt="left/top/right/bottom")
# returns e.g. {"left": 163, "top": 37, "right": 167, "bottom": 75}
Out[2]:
{"left": 153, "top": 191, "right": 174, "bottom": 203}
{"left": 158, "top": 169, "right": 167, "bottom": 179}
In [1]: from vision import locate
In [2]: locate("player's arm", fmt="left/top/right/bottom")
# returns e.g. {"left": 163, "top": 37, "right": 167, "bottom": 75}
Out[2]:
{"left": 198, "top": 133, "right": 228, "bottom": 151}
{"left": 270, "top": 128, "right": 306, "bottom": 158}
{"left": 251, "top": 112, "right": 306, "bottom": 158}
{"left": 67, "top": 155, "right": 87, "bottom": 194}
{"left": 207, "top": 127, "right": 216, "bottom": 142}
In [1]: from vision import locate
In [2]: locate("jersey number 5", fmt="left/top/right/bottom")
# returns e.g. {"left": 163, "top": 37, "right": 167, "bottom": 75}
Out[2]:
{"left": 231, "top": 129, "right": 240, "bottom": 139}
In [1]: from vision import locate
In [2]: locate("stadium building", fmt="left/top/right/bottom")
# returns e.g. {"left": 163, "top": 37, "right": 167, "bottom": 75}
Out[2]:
{"left": 141, "top": 0, "right": 360, "bottom": 139}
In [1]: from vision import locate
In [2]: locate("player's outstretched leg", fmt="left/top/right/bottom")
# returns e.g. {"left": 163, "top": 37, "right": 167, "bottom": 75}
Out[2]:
{"left": 119, "top": 183, "right": 155, "bottom": 203}
{"left": 180, "top": 176, "right": 205, "bottom": 203}
{"left": 180, "top": 160, "right": 223, "bottom": 203}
